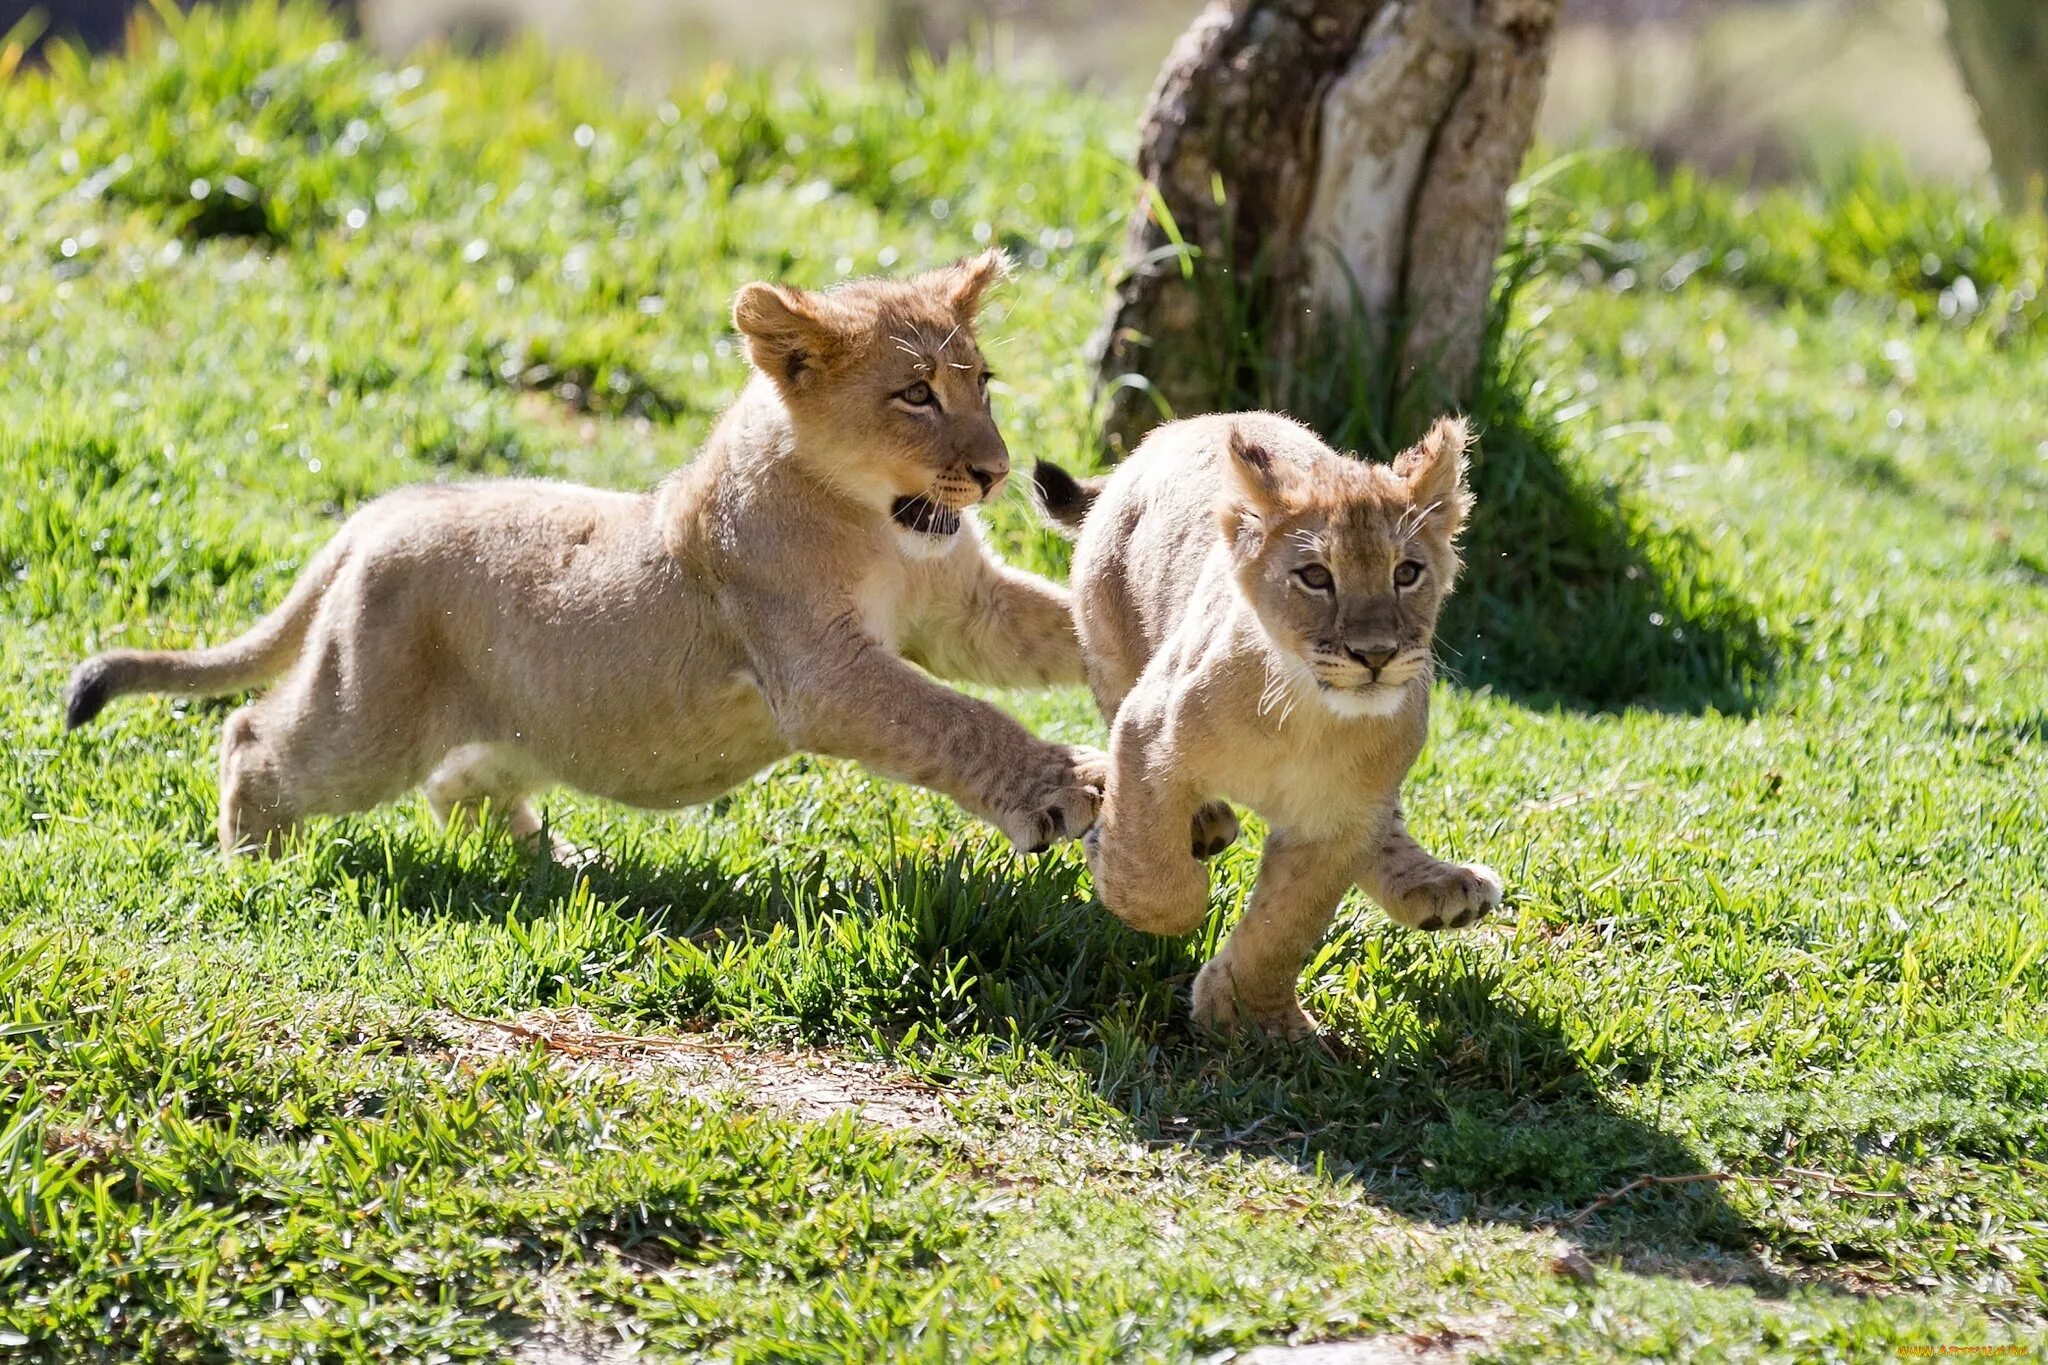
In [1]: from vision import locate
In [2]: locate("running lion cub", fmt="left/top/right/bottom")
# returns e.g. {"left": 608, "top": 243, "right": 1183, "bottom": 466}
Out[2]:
{"left": 1035, "top": 412, "right": 1501, "bottom": 1039}
{"left": 67, "top": 252, "right": 1107, "bottom": 859}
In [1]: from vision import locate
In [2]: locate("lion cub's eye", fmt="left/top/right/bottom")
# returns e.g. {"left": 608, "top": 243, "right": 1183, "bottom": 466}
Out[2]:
{"left": 1393, "top": 560, "right": 1425, "bottom": 588}
{"left": 898, "top": 381, "right": 937, "bottom": 409}
{"left": 1295, "top": 564, "right": 1334, "bottom": 592}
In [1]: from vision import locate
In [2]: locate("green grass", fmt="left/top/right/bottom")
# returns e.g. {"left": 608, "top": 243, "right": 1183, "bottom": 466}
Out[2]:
{"left": 3, "top": 4, "right": 2046, "bottom": 1360}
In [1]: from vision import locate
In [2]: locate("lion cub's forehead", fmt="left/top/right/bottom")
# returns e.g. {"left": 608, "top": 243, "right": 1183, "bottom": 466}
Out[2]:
{"left": 880, "top": 320, "right": 982, "bottom": 377}
{"left": 1295, "top": 469, "right": 1427, "bottom": 562}
{"left": 832, "top": 281, "right": 984, "bottom": 371}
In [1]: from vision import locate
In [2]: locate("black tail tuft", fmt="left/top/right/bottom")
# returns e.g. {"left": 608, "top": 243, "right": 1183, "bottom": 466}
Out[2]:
{"left": 1032, "top": 461, "right": 1100, "bottom": 533}
{"left": 65, "top": 659, "right": 115, "bottom": 730}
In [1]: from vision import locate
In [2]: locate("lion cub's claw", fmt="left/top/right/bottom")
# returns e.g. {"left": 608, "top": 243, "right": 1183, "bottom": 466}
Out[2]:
{"left": 1384, "top": 860, "right": 1503, "bottom": 932}
{"left": 1189, "top": 801, "right": 1239, "bottom": 859}
{"left": 1004, "top": 744, "right": 1107, "bottom": 853}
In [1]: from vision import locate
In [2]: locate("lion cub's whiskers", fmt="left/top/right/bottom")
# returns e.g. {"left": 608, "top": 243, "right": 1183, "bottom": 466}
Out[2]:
{"left": 1255, "top": 654, "right": 1301, "bottom": 727}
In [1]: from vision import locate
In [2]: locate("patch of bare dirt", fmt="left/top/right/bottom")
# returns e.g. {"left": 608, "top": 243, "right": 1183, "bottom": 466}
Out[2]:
{"left": 1235, "top": 1311, "right": 1512, "bottom": 1363}
{"left": 511, "top": 1328, "right": 640, "bottom": 1365}
{"left": 1236, "top": 1309, "right": 1515, "bottom": 1358}
{"left": 430, "top": 1006, "right": 953, "bottom": 1130}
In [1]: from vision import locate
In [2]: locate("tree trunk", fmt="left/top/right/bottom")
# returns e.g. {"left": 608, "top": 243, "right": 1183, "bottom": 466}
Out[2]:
{"left": 1945, "top": 0, "right": 2048, "bottom": 211}
{"left": 1091, "top": 0, "right": 1560, "bottom": 457}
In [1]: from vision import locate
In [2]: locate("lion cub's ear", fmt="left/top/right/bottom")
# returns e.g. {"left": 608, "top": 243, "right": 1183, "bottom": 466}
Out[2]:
{"left": 938, "top": 248, "right": 1011, "bottom": 320}
{"left": 733, "top": 283, "right": 843, "bottom": 389}
{"left": 1394, "top": 415, "right": 1474, "bottom": 535}
{"left": 1216, "top": 426, "right": 1302, "bottom": 553}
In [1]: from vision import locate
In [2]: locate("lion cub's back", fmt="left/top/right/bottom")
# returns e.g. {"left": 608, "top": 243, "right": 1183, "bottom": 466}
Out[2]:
{"left": 1069, "top": 419, "right": 1253, "bottom": 722}
{"left": 1073, "top": 412, "right": 1317, "bottom": 663}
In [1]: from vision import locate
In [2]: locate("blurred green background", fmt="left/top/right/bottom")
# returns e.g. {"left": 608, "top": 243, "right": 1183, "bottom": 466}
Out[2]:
{"left": 365, "top": 0, "right": 1997, "bottom": 187}
{"left": 2, "top": 0, "right": 1999, "bottom": 188}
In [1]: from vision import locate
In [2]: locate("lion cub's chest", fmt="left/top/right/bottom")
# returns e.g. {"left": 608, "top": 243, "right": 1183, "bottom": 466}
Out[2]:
{"left": 857, "top": 560, "right": 909, "bottom": 650}
{"left": 1192, "top": 674, "right": 1423, "bottom": 838}
{"left": 1216, "top": 726, "right": 1390, "bottom": 838}
{"left": 855, "top": 548, "right": 942, "bottom": 651}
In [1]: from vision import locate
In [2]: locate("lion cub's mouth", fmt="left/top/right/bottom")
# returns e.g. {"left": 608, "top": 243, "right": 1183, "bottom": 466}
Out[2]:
{"left": 890, "top": 496, "right": 962, "bottom": 537}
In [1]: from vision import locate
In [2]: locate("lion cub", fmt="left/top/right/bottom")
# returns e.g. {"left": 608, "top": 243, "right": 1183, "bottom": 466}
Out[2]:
{"left": 68, "top": 252, "right": 1106, "bottom": 858}
{"left": 1035, "top": 413, "right": 1501, "bottom": 1038}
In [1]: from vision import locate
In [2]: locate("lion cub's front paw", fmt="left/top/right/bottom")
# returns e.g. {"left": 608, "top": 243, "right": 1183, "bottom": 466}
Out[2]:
{"left": 1379, "top": 860, "right": 1503, "bottom": 932}
{"left": 1190, "top": 960, "right": 1319, "bottom": 1041}
{"left": 1189, "top": 801, "right": 1239, "bottom": 859}
{"left": 998, "top": 743, "right": 1107, "bottom": 853}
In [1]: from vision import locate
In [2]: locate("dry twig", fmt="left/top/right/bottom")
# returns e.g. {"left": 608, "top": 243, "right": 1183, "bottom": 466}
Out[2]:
{"left": 443, "top": 1007, "right": 734, "bottom": 1059}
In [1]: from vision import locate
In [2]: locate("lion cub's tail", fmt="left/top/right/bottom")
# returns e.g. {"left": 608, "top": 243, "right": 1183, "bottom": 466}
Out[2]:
{"left": 64, "top": 537, "right": 349, "bottom": 730}
{"left": 1031, "top": 461, "right": 1106, "bottom": 536}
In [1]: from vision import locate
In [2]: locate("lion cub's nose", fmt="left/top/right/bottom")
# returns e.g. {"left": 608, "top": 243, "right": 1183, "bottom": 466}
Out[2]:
{"left": 1349, "top": 644, "right": 1399, "bottom": 672}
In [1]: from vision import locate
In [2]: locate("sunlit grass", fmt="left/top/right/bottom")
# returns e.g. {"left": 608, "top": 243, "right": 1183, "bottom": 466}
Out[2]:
{"left": 0, "top": 4, "right": 2043, "bottom": 1358}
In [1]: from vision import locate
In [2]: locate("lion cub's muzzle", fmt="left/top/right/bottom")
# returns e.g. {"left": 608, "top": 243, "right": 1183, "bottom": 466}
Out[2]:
{"left": 891, "top": 495, "right": 964, "bottom": 537}
{"left": 890, "top": 460, "right": 1007, "bottom": 538}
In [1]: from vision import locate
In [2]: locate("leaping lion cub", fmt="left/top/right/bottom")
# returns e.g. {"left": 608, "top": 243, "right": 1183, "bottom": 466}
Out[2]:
{"left": 67, "top": 252, "right": 1108, "bottom": 858}
{"left": 1035, "top": 413, "right": 1502, "bottom": 1039}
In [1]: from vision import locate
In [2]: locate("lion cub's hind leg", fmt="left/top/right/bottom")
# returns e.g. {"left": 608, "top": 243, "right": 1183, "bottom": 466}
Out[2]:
{"left": 425, "top": 742, "right": 541, "bottom": 839}
{"left": 426, "top": 744, "right": 595, "bottom": 867}
{"left": 217, "top": 690, "right": 421, "bottom": 856}
{"left": 218, "top": 703, "right": 301, "bottom": 855}
{"left": 1357, "top": 807, "right": 1502, "bottom": 931}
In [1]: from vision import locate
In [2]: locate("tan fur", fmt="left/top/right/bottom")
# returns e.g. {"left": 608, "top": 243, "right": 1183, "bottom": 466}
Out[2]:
{"left": 68, "top": 254, "right": 1107, "bottom": 858}
{"left": 1046, "top": 412, "right": 1501, "bottom": 1039}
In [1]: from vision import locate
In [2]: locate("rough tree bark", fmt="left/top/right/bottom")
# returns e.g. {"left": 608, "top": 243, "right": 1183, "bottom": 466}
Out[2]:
{"left": 1944, "top": 0, "right": 2048, "bottom": 211}
{"left": 1091, "top": 0, "right": 1561, "bottom": 457}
